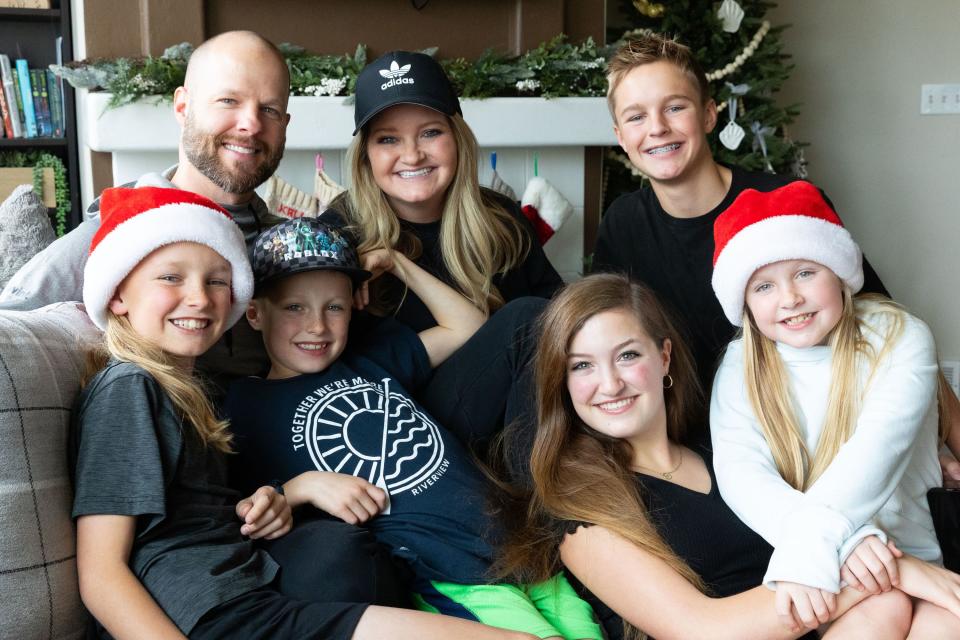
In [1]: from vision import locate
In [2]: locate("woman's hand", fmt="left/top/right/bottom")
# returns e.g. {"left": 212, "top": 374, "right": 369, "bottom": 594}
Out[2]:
{"left": 840, "top": 535, "right": 900, "bottom": 593}
{"left": 235, "top": 485, "right": 292, "bottom": 540}
{"left": 774, "top": 581, "right": 836, "bottom": 630}
{"left": 895, "top": 552, "right": 960, "bottom": 620}
{"left": 354, "top": 248, "right": 397, "bottom": 309}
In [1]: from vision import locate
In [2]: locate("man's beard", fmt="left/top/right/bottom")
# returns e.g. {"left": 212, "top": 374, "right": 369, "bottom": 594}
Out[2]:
{"left": 181, "top": 113, "right": 284, "bottom": 195}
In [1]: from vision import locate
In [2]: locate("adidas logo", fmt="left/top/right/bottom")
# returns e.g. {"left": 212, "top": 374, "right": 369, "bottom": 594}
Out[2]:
{"left": 379, "top": 60, "right": 415, "bottom": 90}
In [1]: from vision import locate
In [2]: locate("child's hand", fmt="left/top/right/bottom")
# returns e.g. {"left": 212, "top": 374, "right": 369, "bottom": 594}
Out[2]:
{"left": 774, "top": 581, "right": 836, "bottom": 630}
{"left": 840, "top": 535, "right": 900, "bottom": 593}
{"left": 354, "top": 248, "right": 396, "bottom": 310}
{"left": 289, "top": 471, "right": 388, "bottom": 525}
{"left": 236, "top": 485, "right": 292, "bottom": 540}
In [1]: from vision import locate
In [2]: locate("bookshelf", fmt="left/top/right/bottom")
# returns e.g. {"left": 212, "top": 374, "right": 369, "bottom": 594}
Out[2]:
{"left": 0, "top": 0, "right": 80, "bottom": 230}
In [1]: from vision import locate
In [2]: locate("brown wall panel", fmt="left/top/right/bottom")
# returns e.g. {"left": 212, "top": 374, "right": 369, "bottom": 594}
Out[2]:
{"left": 83, "top": 0, "right": 142, "bottom": 58}
{"left": 139, "top": 0, "right": 205, "bottom": 56}
{"left": 82, "top": 0, "right": 605, "bottom": 58}
{"left": 204, "top": 0, "right": 597, "bottom": 57}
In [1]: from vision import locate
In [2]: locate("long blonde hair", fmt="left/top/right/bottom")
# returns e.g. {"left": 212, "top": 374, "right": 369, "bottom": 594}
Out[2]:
{"left": 83, "top": 313, "right": 233, "bottom": 453}
{"left": 495, "top": 274, "right": 704, "bottom": 640}
{"left": 341, "top": 112, "right": 529, "bottom": 313}
{"left": 741, "top": 292, "right": 910, "bottom": 490}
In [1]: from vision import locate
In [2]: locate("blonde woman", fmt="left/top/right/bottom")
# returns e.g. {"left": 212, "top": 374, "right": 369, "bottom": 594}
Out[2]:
{"left": 710, "top": 181, "right": 959, "bottom": 637}
{"left": 325, "top": 50, "right": 561, "bottom": 333}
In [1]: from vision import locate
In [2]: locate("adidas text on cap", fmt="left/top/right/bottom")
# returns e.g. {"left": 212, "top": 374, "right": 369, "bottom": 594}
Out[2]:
{"left": 353, "top": 51, "right": 462, "bottom": 135}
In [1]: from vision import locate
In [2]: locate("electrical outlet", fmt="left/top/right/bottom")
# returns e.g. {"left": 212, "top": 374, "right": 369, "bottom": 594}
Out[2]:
{"left": 942, "top": 360, "right": 960, "bottom": 397}
{"left": 921, "top": 84, "right": 960, "bottom": 115}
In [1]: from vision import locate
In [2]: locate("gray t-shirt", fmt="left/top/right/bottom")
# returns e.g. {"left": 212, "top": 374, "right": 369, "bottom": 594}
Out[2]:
{"left": 70, "top": 360, "right": 279, "bottom": 635}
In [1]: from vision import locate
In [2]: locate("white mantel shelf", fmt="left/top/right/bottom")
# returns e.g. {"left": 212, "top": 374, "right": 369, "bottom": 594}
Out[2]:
{"left": 82, "top": 92, "right": 617, "bottom": 152}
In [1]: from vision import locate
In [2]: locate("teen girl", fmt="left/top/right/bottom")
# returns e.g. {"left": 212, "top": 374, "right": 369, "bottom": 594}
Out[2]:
{"left": 69, "top": 186, "right": 533, "bottom": 640}
{"left": 496, "top": 273, "right": 960, "bottom": 640}
{"left": 709, "top": 180, "right": 959, "bottom": 638}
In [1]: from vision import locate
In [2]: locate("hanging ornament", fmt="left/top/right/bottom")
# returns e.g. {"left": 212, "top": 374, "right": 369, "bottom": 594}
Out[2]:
{"left": 314, "top": 154, "right": 346, "bottom": 211}
{"left": 632, "top": 0, "right": 665, "bottom": 18}
{"left": 720, "top": 82, "right": 750, "bottom": 150}
{"left": 750, "top": 121, "right": 776, "bottom": 173}
{"left": 488, "top": 152, "right": 518, "bottom": 201}
{"left": 717, "top": 0, "right": 745, "bottom": 33}
{"left": 264, "top": 173, "right": 318, "bottom": 219}
{"left": 791, "top": 146, "right": 810, "bottom": 180}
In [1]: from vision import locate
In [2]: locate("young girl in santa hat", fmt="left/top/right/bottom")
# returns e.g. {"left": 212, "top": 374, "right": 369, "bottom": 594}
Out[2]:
{"left": 70, "top": 186, "right": 532, "bottom": 640}
{"left": 710, "top": 180, "right": 959, "bottom": 637}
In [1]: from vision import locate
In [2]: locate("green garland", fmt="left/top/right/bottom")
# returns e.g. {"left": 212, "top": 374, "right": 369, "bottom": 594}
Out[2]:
{"left": 0, "top": 150, "right": 69, "bottom": 237}
{"left": 52, "top": 36, "right": 616, "bottom": 109}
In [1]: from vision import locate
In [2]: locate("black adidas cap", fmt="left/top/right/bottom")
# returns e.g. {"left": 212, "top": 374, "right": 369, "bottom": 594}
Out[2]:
{"left": 353, "top": 51, "right": 462, "bottom": 135}
{"left": 251, "top": 218, "right": 371, "bottom": 294}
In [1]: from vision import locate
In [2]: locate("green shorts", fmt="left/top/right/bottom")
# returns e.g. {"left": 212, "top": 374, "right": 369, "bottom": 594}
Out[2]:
{"left": 412, "top": 571, "right": 603, "bottom": 639}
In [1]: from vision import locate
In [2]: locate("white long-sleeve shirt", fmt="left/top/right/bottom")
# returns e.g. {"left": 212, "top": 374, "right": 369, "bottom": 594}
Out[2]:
{"left": 711, "top": 309, "right": 942, "bottom": 592}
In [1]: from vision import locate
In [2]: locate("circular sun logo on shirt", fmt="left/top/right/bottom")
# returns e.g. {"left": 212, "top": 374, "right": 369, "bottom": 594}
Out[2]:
{"left": 302, "top": 380, "right": 445, "bottom": 495}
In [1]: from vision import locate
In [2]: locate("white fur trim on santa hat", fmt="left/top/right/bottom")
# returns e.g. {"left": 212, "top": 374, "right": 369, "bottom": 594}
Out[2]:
{"left": 712, "top": 214, "right": 863, "bottom": 326}
{"left": 83, "top": 202, "right": 254, "bottom": 330}
{"left": 521, "top": 177, "right": 573, "bottom": 231}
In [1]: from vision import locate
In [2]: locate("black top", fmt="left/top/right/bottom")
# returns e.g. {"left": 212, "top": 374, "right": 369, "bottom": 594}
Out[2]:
{"left": 593, "top": 166, "right": 888, "bottom": 444}
{"left": 324, "top": 188, "right": 563, "bottom": 332}
{"left": 561, "top": 447, "right": 798, "bottom": 640}
{"left": 69, "top": 361, "right": 278, "bottom": 635}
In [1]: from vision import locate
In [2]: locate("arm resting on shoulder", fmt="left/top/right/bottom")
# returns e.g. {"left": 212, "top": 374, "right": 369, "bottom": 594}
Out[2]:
{"left": 76, "top": 514, "right": 186, "bottom": 640}
{"left": 381, "top": 251, "right": 487, "bottom": 367}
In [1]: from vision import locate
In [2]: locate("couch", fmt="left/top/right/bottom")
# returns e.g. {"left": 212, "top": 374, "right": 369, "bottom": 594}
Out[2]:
{"left": 0, "top": 303, "right": 99, "bottom": 639}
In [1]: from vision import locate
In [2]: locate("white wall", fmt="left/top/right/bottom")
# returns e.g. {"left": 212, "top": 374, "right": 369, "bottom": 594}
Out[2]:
{"left": 769, "top": 1, "right": 960, "bottom": 360}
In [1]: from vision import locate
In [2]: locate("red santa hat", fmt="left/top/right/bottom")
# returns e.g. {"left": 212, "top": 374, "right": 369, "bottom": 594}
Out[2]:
{"left": 712, "top": 181, "right": 863, "bottom": 326}
{"left": 83, "top": 186, "right": 254, "bottom": 330}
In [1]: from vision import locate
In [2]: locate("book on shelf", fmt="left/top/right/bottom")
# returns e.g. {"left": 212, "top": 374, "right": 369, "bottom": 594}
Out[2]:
{"left": 0, "top": 54, "right": 22, "bottom": 138}
{"left": 46, "top": 69, "right": 62, "bottom": 136}
{"left": 30, "top": 68, "right": 52, "bottom": 137}
{"left": 0, "top": 81, "right": 11, "bottom": 138}
{"left": 14, "top": 59, "right": 37, "bottom": 138}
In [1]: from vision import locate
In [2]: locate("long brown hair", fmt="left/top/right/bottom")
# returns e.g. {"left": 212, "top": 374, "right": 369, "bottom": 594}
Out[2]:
{"left": 83, "top": 313, "right": 233, "bottom": 453}
{"left": 339, "top": 112, "right": 529, "bottom": 314}
{"left": 495, "top": 274, "right": 704, "bottom": 640}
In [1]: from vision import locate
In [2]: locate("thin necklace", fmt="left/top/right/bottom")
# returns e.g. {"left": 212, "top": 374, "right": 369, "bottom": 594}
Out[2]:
{"left": 633, "top": 447, "right": 684, "bottom": 480}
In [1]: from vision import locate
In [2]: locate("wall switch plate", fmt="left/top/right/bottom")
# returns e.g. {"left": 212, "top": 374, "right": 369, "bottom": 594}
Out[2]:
{"left": 943, "top": 360, "right": 960, "bottom": 397}
{"left": 921, "top": 84, "right": 960, "bottom": 115}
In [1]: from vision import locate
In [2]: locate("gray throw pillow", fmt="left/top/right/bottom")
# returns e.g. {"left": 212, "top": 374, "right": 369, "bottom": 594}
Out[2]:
{"left": 0, "top": 184, "right": 56, "bottom": 290}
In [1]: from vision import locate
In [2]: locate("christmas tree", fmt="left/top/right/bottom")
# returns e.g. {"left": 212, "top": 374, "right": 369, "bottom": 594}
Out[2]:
{"left": 604, "top": 0, "right": 805, "bottom": 208}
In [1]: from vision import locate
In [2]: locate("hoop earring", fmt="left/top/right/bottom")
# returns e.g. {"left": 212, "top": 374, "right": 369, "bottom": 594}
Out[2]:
{"left": 663, "top": 374, "right": 674, "bottom": 389}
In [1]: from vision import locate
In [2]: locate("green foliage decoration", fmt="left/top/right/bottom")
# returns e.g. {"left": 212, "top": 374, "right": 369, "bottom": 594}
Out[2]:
{"left": 0, "top": 150, "right": 69, "bottom": 237}
{"left": 51, "top": 36, "right": 618, "bottom": 107}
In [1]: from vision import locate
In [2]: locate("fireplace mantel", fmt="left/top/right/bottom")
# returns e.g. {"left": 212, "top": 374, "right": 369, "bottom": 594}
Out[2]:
{"left": 77, "top": 92, "right": 617, "bottom": 280}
